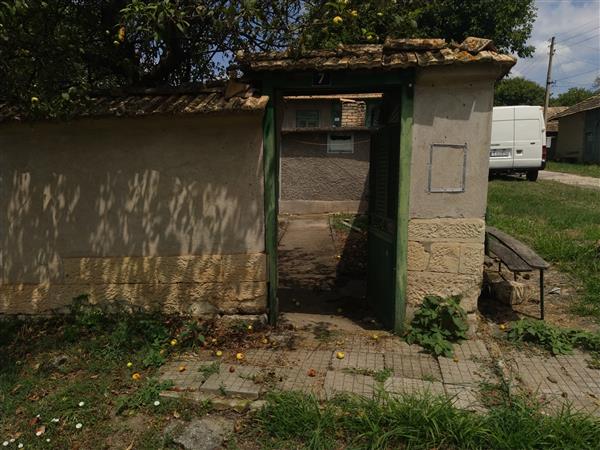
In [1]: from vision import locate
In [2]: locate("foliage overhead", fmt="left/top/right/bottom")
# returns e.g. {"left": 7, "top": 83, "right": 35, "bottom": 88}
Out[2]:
{"left": 1, "top": 0, "right": 537, "bottom": 114}
{"left": 300, "top": 0, "right": 536, "bottom": 56}
{"left": 550, "top": 87, "right": 597, "bottom": 107}
{"left": 494, "top": 77, "right": 546, "bottom": 106}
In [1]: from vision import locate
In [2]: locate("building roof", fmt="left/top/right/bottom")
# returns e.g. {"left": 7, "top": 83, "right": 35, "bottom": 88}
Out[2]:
{"left": 551, "top": 93, "right": 600, "bottom": 120}
{"left": 546, "top": 106, "right": 569, "bottom": 133}
{"left": 284, "top": 93, "right": 383, "bottom": 101}
{"left": 0, "top": 81, "right": 269, "bottom": 123}
{"left": 236, "top": 37, "right": 516, "bottom": 73}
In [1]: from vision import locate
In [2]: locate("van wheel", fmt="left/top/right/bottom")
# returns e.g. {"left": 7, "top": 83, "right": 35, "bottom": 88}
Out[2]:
{"left": 526, "top": 169, "right": 539, "bottom": 182}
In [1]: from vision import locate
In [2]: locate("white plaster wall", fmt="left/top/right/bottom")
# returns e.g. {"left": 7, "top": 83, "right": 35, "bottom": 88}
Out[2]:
{"left": 0, "top": 114, "right": 265, "bottom": 284}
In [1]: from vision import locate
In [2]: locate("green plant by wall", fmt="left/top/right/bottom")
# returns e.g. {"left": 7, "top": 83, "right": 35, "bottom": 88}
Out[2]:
{"left": 406, "top": 295, "right": 468, "bottom": 357}
{"left": 508, "top": 319, "right": 600, "bottom": 356}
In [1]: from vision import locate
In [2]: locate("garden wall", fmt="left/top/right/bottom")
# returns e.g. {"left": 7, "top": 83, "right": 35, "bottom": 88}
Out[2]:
{"left": 0, "top": 114, "right": 267, "bottom": 316}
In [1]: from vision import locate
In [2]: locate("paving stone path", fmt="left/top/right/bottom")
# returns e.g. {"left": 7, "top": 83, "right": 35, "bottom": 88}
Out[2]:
{"left": 160, "top": 340, "right": 494, "bottom": 412}
{"left": 159, "top": 337, "right": 600, "bottom": 416}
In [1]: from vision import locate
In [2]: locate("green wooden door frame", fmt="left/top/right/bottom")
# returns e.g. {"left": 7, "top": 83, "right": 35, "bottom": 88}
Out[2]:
{"left": 260, "top": 72, "right": 414, "bottom": 330}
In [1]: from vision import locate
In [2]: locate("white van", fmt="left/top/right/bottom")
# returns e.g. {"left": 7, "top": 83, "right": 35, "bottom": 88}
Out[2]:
{"left": 490, "top": 106, "right": 546, "bottom": 181}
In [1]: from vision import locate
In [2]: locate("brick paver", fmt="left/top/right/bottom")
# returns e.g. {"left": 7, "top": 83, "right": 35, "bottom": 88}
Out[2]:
{"left": 324, "top": 371, "right": 376, "bottom": 399}
{"left": 385, "top": 353, "right": 442, "bottom": 381}
{"left": 384, "top": 376, "right": 445, "bottom": 396}
{"left": 331, "top": 351, "right": 384, "bottom": 371}
{"left": 158, "top": 339, "right": 600, "bottom": 416}
{"left": 159, "top": 360, "right": 218, "bottom": 390}
{"left": 286, "top": 349, "right": 333, "bottom": 371}
{"left": 200, "top": 365, "right": 262, "bottom": 399}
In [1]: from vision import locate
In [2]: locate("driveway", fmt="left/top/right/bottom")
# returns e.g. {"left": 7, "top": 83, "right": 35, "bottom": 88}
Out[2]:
{"left": 538, "top": 170, "right": 600, "bottom": 190}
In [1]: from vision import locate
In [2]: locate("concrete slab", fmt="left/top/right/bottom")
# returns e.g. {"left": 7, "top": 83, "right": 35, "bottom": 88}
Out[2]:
{"left": 385, "top": 353, "right": 442, "bottom": 381}
{"left": 244, "top": 349, "right": 288, "bottom": 368}
{"left": 286, "top": 349, "right": 333, "bottom": 371}
{"left": 200, "top": 365, "right": 262, "bottom": 399}
{"left": 438, "top": 357, "right": 492, "bottom": 386}
{"left": 331, "top": 351, "right": 384, "bottom": 371}
{"left": 159, "top": 360, "right": 218, "bottom": 391}
{"left": 445, "top": 384, "right": 485, "bottom": 412}
{"left": 384, "top": 376, "right": 445, "bottom": 397}
{"left": 274, "top": 367, "right": 325, "bottom": 397}
{"left": 324, "top": 371, "right": 376, "bottom": 399}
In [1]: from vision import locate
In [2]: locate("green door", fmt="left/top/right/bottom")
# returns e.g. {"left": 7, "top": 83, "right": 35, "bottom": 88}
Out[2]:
{"left": 368, "top": 89, "right": 403, "bottom": 329}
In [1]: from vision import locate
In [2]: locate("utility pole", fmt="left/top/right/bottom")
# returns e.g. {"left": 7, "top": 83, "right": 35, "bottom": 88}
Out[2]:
{"left": 543, "top": 36, "right": 555, "bottom": 120}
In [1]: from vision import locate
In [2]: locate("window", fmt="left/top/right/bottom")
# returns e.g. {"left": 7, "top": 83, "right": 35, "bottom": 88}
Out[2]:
{"left": 327, "top": 133, "right": 354, "bottom": 154}
{"left": 296, "top": 110, "right": 319, "bottom": 128}
{"left": 331, "top": 101, "right": 342, "bottom": 127}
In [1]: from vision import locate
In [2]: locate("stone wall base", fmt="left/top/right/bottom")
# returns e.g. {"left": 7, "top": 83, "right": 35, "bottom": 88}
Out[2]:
{"left": 0, "top": 254, "right": 267, "bottom": 316}
{"left": 407, "top": 218, "right": 485, "bottom": 320}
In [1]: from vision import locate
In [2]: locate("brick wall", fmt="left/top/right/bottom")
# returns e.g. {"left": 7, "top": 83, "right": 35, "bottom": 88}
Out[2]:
{"left": 341, "top": 100, "right": 366, "bottom": 127}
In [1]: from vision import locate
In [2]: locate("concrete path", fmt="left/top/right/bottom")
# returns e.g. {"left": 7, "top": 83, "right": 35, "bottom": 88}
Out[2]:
{"left": 539, "top": 170, "right": 600, "bottom": 190}
{"left": 159, "top": 334, "right": 600, "bottom": 416}
{"left": 277, "top": 214, "right": 368, "bottom": 325}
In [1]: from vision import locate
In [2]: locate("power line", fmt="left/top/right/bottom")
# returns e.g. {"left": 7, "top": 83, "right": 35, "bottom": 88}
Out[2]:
{"left": 566, "top": 33, "right": 600, "bottom": 47}
{"left": 554, "top": 67, "right": 599, "bottom": 82}
{"left": 558, "top": 25, "right": 600, "bottom": 44}
{"left": 553, "top": 19, "right": 600, "bottom": 41}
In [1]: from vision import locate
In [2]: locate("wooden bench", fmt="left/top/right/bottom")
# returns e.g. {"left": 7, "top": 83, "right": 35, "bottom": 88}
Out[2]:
{"left": 485, "top": 226, "right": 550, "bottom": 320}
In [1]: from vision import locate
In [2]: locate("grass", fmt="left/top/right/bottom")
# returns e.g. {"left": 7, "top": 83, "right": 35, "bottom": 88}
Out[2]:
{"left": 487, "top": 178, "right": 600, "bottom": 319}
{"left": 330, "top": 213, "right": 368, "bottom": 232}
{"left": 546, "top": 162, "right": 600, "bottom": 178}
{"left": 0, "top": 303, "right": 215, "bottom": 449}
{"left": 253, "top": 390, "right": 600, "bottom": 449}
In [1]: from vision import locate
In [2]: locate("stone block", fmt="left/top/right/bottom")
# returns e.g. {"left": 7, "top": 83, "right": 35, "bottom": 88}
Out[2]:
{"left": 407, "top": 271, "right": 481, "bottom": 308}
{"left": 408, "top": 218, "right": 485, "bottom": 243}
{"left": 429, "top": 243, "right": 460, "bottom": 273}
{"left": 459, "top": 244, "right": 485, "bottom": 275}
{"left": 407, "top": 242, "right": 430, "bottom": 272}
{"left": 485, "top": 271, "right": 531, "bottom": 306}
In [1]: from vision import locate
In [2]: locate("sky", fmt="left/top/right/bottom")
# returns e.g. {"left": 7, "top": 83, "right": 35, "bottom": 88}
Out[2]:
{"left": 510, "top": 0, "right": 600, "bottom": 94}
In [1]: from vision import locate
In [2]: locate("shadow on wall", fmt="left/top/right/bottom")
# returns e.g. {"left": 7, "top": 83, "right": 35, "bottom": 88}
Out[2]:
{"left": 0, "top": 114, "right": 266, "bottom": 314}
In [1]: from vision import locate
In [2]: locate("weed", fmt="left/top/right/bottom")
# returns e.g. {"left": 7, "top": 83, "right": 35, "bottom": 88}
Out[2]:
{"left": 115, "top": 378, "right": 173, "bottom": 414}
{"left": 373, "top": 368, "right": 392, "bottom": 383}
{"left": 406, "top": 295, "right": 468, "bottom": 357}
{"left": 507, "top": 318, "right": 600, "bottom": 355}
{"left": 253, "top": 390, "right": 600, "bottom": 449}
{"left": 198, "top": 361, "right": 220, "bottom": 380}
{"left": 587, "top": 352, "right": 600, "bottom": 370}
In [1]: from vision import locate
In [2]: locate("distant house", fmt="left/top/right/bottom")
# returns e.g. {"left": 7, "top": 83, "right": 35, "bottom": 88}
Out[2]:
{"left": 551, "top": 94, "right": 600, "bottom": 163}
{"left": 279, "top": 94, "right": 381, "bottom": 214}
{"left": 545, "top": 106, "right": 568, "bottom": 160}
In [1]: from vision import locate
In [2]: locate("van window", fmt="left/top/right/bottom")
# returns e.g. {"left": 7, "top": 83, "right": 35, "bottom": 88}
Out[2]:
{"left": 491, "top": 120, "right": 513, "bottom": 142}
{"left": 515, "top": 119, "right": 540, "bottom": 142}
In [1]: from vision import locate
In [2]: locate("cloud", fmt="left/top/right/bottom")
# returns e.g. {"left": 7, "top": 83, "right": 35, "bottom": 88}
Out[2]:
{"left": 511, "top": 0, "right": 599, "bottom": 94}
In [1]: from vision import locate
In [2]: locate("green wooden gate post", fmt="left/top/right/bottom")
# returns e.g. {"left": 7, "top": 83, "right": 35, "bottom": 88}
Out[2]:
{"left": 262, "top": 86, "right": 279, "bottom": 326}
{"left": 394, "top": 82, "right": 414, "bottom": 333}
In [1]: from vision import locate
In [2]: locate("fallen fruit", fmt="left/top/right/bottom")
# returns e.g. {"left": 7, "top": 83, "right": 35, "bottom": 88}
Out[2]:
{"left": 307, "top": 368, "right": 317, "bottom": 377}
{"left": 247, "top": 325, "right": 253, "bottom": 331}
{"left": 336, "top": 351, "right": 345, "bottom": 360}
{"left": 215, "top": 350, "right": 223, "bottom": 357}
{"left": 229, "top": 366, "right": 236, "bottom": 373}
{"left": 170, "top": 339, "right": 178, "bottom": 346}
{"left": 132, "top": 372, "right": 142, "bottom": 381}
{"left": 178, "top": 365, "right": 186, "bottom": 372}
{"left": 236, "top": 353, "right": 244, "bottom": 361}
{"left": 261, "top": 338, "right": 269, "bottom": 345}
{"left": 372, "top": 334, "right": 379, "bottom": 340}
{"left": 499, "top": 324, "right": 507, "bottom": 331}
{"left": 126, "top": 362, "right": 133, "bottom": 368}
